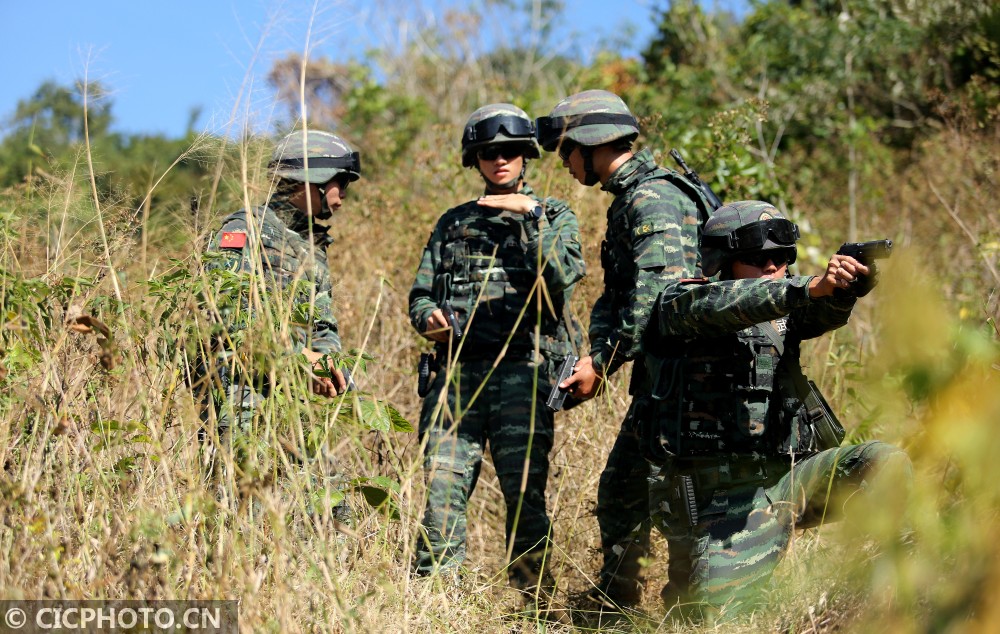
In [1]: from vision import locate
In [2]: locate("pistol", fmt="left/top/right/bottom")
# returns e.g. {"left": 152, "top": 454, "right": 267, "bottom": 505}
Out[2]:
{"left": 835, "top": 239, "right": 892, "bottom": 297}
{"left": 340, "top": 367, "right": 357, "bottom": 393}
{"left": 441, "top": 301, "right": 463, "bottom": 341}
{"left": 545, "top": 355, "right": 578, "bottom": 412}
{"left": 836, "top": 239, "right": 893, "bottom": 264}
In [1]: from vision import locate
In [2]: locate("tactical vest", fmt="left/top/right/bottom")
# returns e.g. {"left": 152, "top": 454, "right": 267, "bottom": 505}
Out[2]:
{"left": 601, "top": 164, "right": 711, "bottom": 304}
{"left": 435, "top": 205, "right": 576, "bottom": 362}
{"left": 643, "top": 320, "right": 821, "bottom": 461}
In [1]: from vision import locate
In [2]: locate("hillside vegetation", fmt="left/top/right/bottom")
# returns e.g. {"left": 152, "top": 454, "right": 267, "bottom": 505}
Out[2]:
{"left": 1, "top": 1, "right": 998, "bottom": 631}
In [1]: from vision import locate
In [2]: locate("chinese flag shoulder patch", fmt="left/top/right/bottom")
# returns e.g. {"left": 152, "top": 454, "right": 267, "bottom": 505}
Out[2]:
{"left": 219, "top": 231, "right": 247, "bottom": 249}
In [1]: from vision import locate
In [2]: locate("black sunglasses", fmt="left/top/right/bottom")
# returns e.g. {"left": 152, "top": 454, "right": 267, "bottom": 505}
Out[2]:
{"left": 557, "top": 141, "right": 578, "bottom": 161}
{"left": 736, "top": 248, "right": 797, "bottom": 268}
{"left": 476, "top": 145, "right": 527, "bottom": 161}
{"left": 317, "top": 176, "right": 349, "bottom": 197}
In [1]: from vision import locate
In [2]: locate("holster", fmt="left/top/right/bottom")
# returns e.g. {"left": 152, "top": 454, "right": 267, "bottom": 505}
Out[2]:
{"left": 417, "top": 352, "right": 439, "bottom": 398}
{"left": 803, "top": 379, "right": 846, "bottom": 450}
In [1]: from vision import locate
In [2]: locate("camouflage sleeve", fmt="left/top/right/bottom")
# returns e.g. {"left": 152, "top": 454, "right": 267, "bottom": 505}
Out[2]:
{"left": 656, "top": 276, "right": 818, "bottom": 338}
{"left": 309, "top": 266, "right": 342, "bottom": 354}
{"left": 591, "top": 185, "right": 701, "bottom": 375}
{"left": 522, "top": 196, "right": 586, "bottom": 296}
{"left": 790, "top": 293, "right": 856, "bottom": 340}
{"left": 587, "top": 286, "right": 614, "bottom": 358}
{"left": 408, "top": 223, "right": 443, "bottom": 334}
{"left": 204, "top": 214, "right": 252, "bottom": 273}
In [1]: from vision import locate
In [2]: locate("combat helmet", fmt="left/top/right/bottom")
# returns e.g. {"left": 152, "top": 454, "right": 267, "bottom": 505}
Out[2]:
{"left": 536, "top": 90, "right": 639, "bottom": 185}
{"left": 269, "top": 130, "right": 361, "bottom": 184}
{"left": 461, "top": 103, "right": 540, "bottom": 168}
{"left": 700, "top": 200, "right": 800, "bottom": 277}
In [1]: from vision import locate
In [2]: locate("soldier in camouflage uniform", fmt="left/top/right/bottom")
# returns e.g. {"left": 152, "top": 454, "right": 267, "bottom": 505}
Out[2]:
{"left": 642, "top": 200, "right": 911, "bottom": 611}
{"left": 536, "top": 90, "right": 711, "bottom": 607}
{"left": 409, "top": 104, "right": 586, "bottom": 595}
{"left": 200, "top": 129, "right": 359, "bottom": 443}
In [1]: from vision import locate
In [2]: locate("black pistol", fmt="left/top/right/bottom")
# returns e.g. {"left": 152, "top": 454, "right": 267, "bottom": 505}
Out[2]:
{"left": 545, "top": 355, "right": 578, "bottom": 412}
{"left": 441, "top": 300, "right": 463, "bottom": 341}
{"left": 836, "top": 239, "right": 893, "bottom": 264}
{"left": 669, "top": 148, "right": 724, "bottom": 211}
{"left": 340, "top": 367, "right": 357, "bottom": 393}
{"left": 835, "top": 239, "right": 892, "bottom": 297}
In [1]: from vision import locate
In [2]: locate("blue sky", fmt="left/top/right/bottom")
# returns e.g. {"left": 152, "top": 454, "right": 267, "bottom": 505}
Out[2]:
{"left": 1, "top": 1, "right": 744, "bottom": 139}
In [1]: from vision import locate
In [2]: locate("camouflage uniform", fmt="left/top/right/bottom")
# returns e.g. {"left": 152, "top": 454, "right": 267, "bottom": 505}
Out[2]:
{"left": 199, "top": 130, "right": 358, "bottom": 439}
{"left": 201, "top": 196, "right": 341, "bottom": 435}
{"left": 409, "top": 181, "right": 585, "bottom": 585}
{"left": 538, "top": 90, "right": 710, "bottom": 603}
{"left": 642, "top": 201, "right": 911, "bottom": 609}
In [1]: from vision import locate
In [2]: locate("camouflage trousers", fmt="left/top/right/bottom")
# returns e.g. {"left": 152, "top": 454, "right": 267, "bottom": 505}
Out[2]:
{"left": 413, "top": 356, "right": 555, "bottom": 589}
{"left": 649, "top": 440, "right": 912, "bottom": 608}
{"left": 593, "top": 396, "right": 653, "bottom": 603}
{"left": 196, "top": 361, "right": 266, "bottom": 478}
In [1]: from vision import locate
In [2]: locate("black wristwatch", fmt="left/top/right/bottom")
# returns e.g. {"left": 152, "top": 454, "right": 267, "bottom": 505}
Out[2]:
{"left": 528, "top": 204, "right": 544, "bottom": 221}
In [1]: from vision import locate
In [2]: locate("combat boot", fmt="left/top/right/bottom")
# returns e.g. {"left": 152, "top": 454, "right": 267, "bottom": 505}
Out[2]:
{"left": 582, "top": 574, "right": 643, "bottom": 611}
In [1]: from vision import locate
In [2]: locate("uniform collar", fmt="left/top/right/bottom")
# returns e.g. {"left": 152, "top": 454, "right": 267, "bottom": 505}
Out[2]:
{"left": 481, "top": 182, "right": 534, "bottom": 197}
{"left": 269, "top": 196, "right": 334, "bottom": 248}
{"left": 601, "top": 148, "right": 658, "bottom": 196}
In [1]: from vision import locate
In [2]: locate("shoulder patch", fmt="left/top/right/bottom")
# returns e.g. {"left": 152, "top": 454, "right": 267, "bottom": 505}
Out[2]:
{"left": 680, "top": 277, "right": 712, "bottom": 284}
{"left": 220, "top": 231, "right": 247, "bottom": 249}
{"left": 633, "top": 221, "right": 671, "bottom": 237}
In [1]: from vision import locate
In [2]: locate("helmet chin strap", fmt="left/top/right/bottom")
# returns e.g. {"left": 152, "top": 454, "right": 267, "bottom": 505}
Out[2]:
{"left": 479, "top": 162, "right": 526, "bottom": 194}
{"left": 580, "top": 146, "right": 600, "bottom": 186}
{"left": 315, "top": 195, "right": 333, "bottom": 220}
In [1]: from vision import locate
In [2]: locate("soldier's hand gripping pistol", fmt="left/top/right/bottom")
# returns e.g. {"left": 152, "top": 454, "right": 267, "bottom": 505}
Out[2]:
{"left": 545, "top": 355, "right": 579, "bottom": 412}
{"left": 441, "top": 301, "right": 463, "bottom": 341}
{"left": 836, "top": 239, "right": 893, "bottom": 297}
{"left": 433, "top": 273, "right": 463, "bottom": 342}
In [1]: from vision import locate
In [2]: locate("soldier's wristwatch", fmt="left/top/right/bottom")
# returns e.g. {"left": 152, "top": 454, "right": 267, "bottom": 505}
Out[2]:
{"left": 528, "top": 204, "right": 544, "bottom": 221}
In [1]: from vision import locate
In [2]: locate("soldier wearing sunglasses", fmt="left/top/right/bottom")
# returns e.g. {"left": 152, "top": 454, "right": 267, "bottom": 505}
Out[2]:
{"left": 641, "top": 200, "right": 910, "bottom": 614}
{"left": 536, "top": 89, "right": 713, "bottom": 610}
{"left": 408, "top": 104, "right": 586, "bottom": 607}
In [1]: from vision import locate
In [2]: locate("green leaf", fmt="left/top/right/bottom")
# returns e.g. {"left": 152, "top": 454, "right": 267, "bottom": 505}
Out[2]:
{"left": 355, "top": 483, "right": 401, "bottom": 521}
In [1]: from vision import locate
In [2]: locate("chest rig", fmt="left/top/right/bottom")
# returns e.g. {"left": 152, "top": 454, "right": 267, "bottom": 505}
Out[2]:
{"left": 435, "top": 206, "right": 556, "bottom": 358}
{"left": 643, "top": 318, "right": 822, "bottom": 462}
{"left": 601, "top": 164, "right": 710, "bottom": 310}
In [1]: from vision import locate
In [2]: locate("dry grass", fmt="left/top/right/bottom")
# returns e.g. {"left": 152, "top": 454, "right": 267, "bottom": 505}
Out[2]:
{"left": 2, "top": 5, "right": 1000, "bottom": 632}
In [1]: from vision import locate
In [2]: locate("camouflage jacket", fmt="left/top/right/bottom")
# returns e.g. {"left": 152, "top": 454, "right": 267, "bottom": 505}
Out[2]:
{"left": 204, "top": 201, "right": 341, "bottom": 354}
{"left": 409, "top": 184, "right": 585, "bottom": 361}
{"left": 589, "top": 149, "right": 707, "bottom": 383}
{"left": 644, "top": 276, "right": 856, "bottom": 458}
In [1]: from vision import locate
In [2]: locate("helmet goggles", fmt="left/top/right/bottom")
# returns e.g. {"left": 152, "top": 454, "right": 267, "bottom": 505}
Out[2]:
{"left": 702, "top": 218, "right": 800, "bottom": 251}
{"left": 269, "top": 152, "right": 362, "bottom": 181}
{"left": 535, "top": 112, "right": 639, "bottom": 150}
{"left": 463, "top": 115, "right": 534, "bottom": 144}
